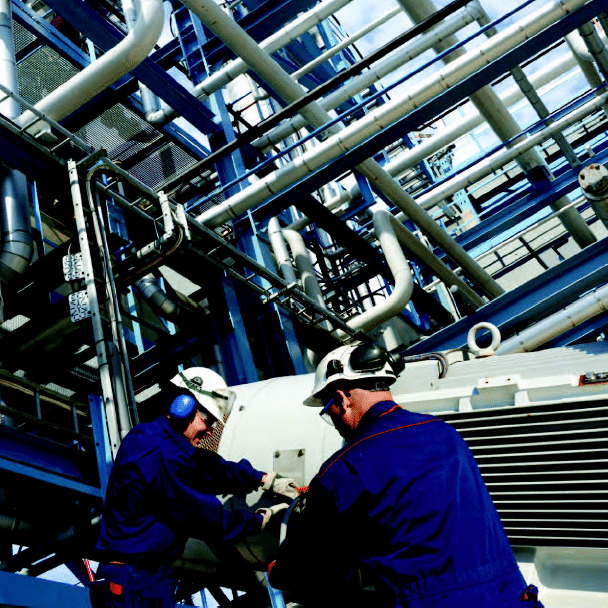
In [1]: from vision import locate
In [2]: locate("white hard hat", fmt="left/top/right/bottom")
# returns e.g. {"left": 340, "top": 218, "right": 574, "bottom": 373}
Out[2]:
{"left": 303, "top": 343, "right": 404, "bottom": 407}
{"left": 170, "top": 367, "right": 235, "bottom": 423}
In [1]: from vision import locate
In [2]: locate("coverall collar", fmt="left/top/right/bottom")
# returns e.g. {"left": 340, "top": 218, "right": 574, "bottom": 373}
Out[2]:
{"left": 355, "top": 400, "right": 400, "bottom": 435}
{"left": 158, "top": 415, "right": 197, "bottom": 456}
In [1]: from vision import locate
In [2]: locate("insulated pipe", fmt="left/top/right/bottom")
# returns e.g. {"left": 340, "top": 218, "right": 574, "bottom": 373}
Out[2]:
{"left": 295, "top": 52, "right": 580, "bottom": 228}
{"left": 510, "top": 66, "right": 580, "bottom": 167}
{"left": 282, "top": 228, "right": 330, "bottom": 327}
{"left": 410, "top": 90, "right": 608, "bottom": 215}
{"left": 496, "top": 282, "right": 608, "bottom": 355}
{"left": 330, "top": 210, "right": 414, "bottom": 339}
{"left": 0, "top": 0, "right": 33, "bottom": 284}
{"left": 374, "top": 209, "right": 485, "bottom": 309}
{"left": 267, "top": 218, "right": 298, "bottom": 285}
{"left": 135, "top": 274, "right": 179, "bottom": 318}
{"left": 68, "top": 160, "right": 121, "bottom": 456}
{"left": 185, "top": 0, "right": 504, "bottom": 299}
{"left": 566, "top": 23, "right": 608, "bottom": 79}
{"left": 17, "top": 0, "right": 164, "bottom": 138}
{"left": 147, "top": 0, "right": 353, "bottom": 124}
{"left": 397, "top": 0, "right": 595, "bottom": 248}
{"left": 254, "top": 3, "right": 485, "bottom": 150}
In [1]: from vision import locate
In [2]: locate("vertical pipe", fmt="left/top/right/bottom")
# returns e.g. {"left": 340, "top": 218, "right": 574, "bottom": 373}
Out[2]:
{"left": 0, "top": 0, "right": 33, "bottom": 286}
{"left": 68, "top": 159, "right": 121, "bottom": 457}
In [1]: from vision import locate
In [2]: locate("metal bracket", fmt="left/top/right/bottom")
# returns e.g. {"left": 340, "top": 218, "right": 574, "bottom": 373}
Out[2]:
{"left": 62, "top": 252, "right": 85, "bottom": 281}
{"left": 68, "top": 290, "right": 91, "bottom": 322}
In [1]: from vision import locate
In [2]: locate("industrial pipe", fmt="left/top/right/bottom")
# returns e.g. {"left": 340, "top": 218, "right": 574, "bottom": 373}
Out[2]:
{"left": 411, "top": 90, "right": 608, "bottom": 215}
{"left": 496, "top": 283, "right": 608, "bottom": 354}
{"left": 397, "top": 0, "right": 594, "bottom": 248}
{"left": 185, "top": 0, "right": 504, "bottom": 299}
{"left": 0, "top": 0, "right": 33, "bottom": 283}
{"left": 17, "top": 0, "right": 164, "bottom": 138}
{"left": 147, "top": 0, "right": 353, "bottom": 125}
{"left": 293, "top": 52, "right": 580, "bottom": 229}
{"left": 254, "top": 1, "right": 485, "bottom": 150}
{"left": 373, "top": 209, "right": 485, "bottom": 309}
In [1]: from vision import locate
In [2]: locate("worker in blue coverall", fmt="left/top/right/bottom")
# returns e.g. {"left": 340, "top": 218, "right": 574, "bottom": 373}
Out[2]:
{"left": 269, "top": 343, "right": 544, "bottom": 608}
{"left": 92, "top": 367, "right": 298, "bottom": 608}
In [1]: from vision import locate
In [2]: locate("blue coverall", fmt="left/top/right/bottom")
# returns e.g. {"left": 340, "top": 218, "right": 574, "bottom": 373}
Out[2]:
{"left": 270, "top": 401, "right": 539, "bottom": 607}
{"left": 94, "top": 415, "right": 266, "bottom": 607}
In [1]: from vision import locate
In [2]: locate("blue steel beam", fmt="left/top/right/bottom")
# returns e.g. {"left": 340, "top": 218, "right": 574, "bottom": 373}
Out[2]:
{"left": 41, "top": 0, "right": 219, "bottom": 135}
{"left": 404, "top": 235, "right": 608, "bottom": 354}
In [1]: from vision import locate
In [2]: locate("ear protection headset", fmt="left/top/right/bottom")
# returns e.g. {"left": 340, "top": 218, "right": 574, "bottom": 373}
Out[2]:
{"left": 169, "top": 394, "right": 198, "bottom": 420}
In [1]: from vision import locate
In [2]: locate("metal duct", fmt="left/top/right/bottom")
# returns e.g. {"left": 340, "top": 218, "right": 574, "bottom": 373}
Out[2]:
{"left": 0, "top": 0, "right": 33, "bottom": 284}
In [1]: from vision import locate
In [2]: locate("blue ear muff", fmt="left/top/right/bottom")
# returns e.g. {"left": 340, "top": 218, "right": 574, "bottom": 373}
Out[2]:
{"left": 170, "top": 394, "right": 197, "bottom": 420}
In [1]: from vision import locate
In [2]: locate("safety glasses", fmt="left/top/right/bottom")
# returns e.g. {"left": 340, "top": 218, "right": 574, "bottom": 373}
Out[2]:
{"left": 319, "top": 396, "right": 336, "bottom": 426}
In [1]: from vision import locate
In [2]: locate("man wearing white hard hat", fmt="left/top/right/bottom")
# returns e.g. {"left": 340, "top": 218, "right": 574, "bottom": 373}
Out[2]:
{"left": 270, "top": 343, "right": 542, "bottom": 608}
{"left": 93, "top": 367, "right": 298, "bottom": 607}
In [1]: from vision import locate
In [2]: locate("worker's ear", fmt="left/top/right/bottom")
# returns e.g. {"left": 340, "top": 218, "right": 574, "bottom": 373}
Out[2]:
{"left": 335, "top": 388, "right": 351, "bottom": 410}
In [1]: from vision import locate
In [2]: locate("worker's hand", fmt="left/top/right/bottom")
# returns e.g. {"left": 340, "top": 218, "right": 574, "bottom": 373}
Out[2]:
{"left": 257, "top": 503, "right": 289, "bottom": 530}
{"left": 261, "top": 471, "right": 300, "bottom": 500}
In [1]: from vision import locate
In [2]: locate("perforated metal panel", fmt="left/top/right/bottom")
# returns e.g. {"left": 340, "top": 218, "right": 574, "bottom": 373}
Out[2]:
{"left": 441, "top": 401, "right": 608, "bottom": 549}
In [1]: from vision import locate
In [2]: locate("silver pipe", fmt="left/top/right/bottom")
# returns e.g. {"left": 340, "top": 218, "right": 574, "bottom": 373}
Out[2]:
{"left": 68, "top": 159, "right": 121, "bottom": 456}
{"left": 397, "top": 0, "right": 594, "bottom": 248}
{"left": 299, "top": 52, "right": 580, "bottom": 227}
{"left": 374, "top": 209, "right": 485, "bottom": 309}
{"left": 411, "top": 91, "right": 608, "bottom": 214}
{"left": 147, "top": 0, "right": 354, "bottom": 125}
{"left": 185, "top": 0, "right": 504, "bottom": 299}
{"left": 0, "top": 0, "right": 33, "bottom": 284}
{"left": 291, "top": 6, "right": 403, "bottom": 81}
{"left": 497, "top": 282, "right": 608, "bottom": 354}
{"left": 17, "top": 0, "right": 164, "bottom": 138}
{"left": 566, "top": 23, "right": 608, "bottom": 78}
{"left": 267, "top": 217, "right": 298, "bottom": 285}
{"left": 510, "top": 66, "right": 580, "bottom": 167}
{"left": 255, "top": 2, "right": 484, "bottom": 150}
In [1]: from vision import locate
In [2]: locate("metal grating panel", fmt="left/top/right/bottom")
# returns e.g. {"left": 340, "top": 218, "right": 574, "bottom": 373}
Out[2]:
{"left": 76, "top": 104, "right": 163, "bottom": 159}
{"left": 128, "top": 141, "right": 199, "bottom": 189}
{"left": 440, "top": 401, "right": 608, "bottom": 548}
{"left": 17, "top": 46, "right": 78, "bottom": 107}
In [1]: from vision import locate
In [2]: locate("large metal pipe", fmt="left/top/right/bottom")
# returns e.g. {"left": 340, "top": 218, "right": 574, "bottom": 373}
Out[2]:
{"left": 373, "top": 209, "right": 485, "bottom": 309}
{"left": 147, "top": 0, "right": 354, "bottom": 125}
{"left": 411, "top": 90, "right": 608, "bottom": 215}
{"left": 397, "top": 0, "right": 595, "bottom": 248}
{"left": 291, "top": 5, "right": 403, "bottom": 82}
{"left": 0, "top": 0, "right": 33, "bottom": 284}
{"left": 300, "top": 52, "right": 580, "bottom": 227}
{"left": 185, "top": 0, "right": 504, "bottom": 299}
{"left": 254, "top": 1, "right": 485, "bottom": 151}
{"left": 17, "top": 0, "right": 164, "bottom": 138}
{"left": 319, "top": 210, "right": 415, "bottom": 341}
{"left": 496, "top": 282, "right": 608, "bottom": 354}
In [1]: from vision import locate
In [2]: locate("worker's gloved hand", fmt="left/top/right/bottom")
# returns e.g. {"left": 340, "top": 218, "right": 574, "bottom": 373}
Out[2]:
{"left": 257, "top": 503, "right": 289, "bottom": 530}
{"left": 261, "top": 471, "right": 299, "bottom": 500}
